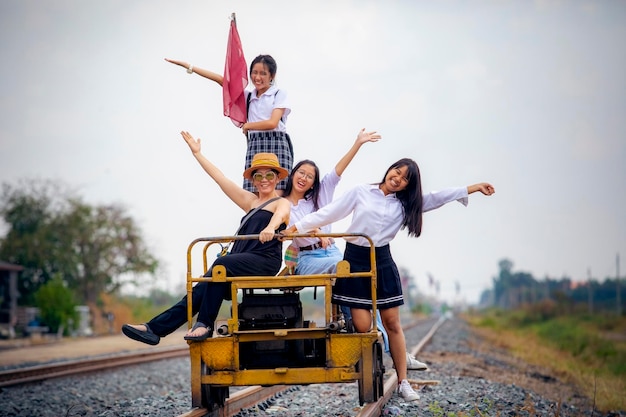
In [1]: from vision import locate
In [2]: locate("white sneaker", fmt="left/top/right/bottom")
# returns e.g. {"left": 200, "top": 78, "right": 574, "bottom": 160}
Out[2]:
{"left": 406, "top": 352, "right": 428, "bottom": 371}
{"left": 393, "top": 352, "right": 429, "bottom": 371}
{"left": 398, "top": 379, "right": 420, "bottom": 402}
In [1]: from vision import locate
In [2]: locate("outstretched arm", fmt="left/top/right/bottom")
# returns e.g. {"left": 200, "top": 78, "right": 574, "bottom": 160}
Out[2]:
{"left": 334, "top": 128, "right": 381, "bottom": 176}
{"left": 180, "top": 131, "right": 254, "bottom": 211}
{"left": 423, "top": 182, "right": 495, "bottom": 213}
{"left": 467, "top": 182, "right": 495, "bottom": 196}
{"left": 165, "top": 58, "right": 224, "bottom": 86}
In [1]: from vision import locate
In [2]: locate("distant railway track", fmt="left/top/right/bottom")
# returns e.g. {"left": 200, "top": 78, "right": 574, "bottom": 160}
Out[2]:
{"left": 0, "top": 345, "right": 189, "bottom": 388}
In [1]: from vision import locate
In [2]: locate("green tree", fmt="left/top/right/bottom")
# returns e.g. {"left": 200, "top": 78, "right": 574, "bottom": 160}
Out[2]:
{"left": 493, "top": 258, "right": 514, "bottom": 308}
{"left": 492, "top": 258, "right": 539, "bottom": 309}
{"left": 50, "top": 198, "right": 158, "bottom": 304}
{"left": 0, "top": 178, "right": 159, "bottom": 305}
{"left": 0, "top": 179, "right": 66, "bottom": 303}
{"left": 34, "top": 274, "right": 78, "bottom": 335}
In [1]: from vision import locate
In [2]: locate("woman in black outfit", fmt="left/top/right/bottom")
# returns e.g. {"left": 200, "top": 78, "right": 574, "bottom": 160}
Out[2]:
{"left": 122, "top": 131, "right": 290, "bottom": 345}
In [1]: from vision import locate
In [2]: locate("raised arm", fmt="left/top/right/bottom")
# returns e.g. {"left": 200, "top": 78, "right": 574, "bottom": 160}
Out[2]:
{"left": 467, "top": 182, "right": 495, "bottom": 196}
{"left": 165, "top": 58, "right": 224, "bottom": 86}
{"left": 180, "top": 131, "right": 254, "bottom": 211}
{"left": 334, "top": 128, "right": 381, "bottom": 176}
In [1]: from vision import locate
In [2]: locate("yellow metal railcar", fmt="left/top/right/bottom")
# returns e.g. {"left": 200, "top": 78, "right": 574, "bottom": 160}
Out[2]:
{"left": 185, "top": 233, "right": 385, "bottom": 411}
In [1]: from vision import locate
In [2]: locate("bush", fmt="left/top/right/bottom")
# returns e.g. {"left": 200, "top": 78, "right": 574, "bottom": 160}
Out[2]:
{"left": 34, "top": 275, "right": 78, "bottom": 335}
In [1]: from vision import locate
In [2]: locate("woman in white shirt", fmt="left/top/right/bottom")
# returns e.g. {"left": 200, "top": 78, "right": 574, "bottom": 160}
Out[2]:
{"left": 284, "top": 158, "right": 495, "bottom": 401}
{"left": 166, "top": 55, "right": 293, "bottom": 192}
{"left": 283, "top": 130, "right": 430, "bottom": 372}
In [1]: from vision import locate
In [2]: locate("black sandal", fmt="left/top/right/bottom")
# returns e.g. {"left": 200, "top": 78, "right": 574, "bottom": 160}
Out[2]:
{"left": 122, "top": 323, "right": 160, "bottom": 346}
{"left": 184, "top": 321, "right": 211, "bottom": 341}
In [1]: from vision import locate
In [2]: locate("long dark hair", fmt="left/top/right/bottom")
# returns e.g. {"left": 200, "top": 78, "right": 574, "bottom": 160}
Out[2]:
{"left": 283, "top": 160, "right": 321, "bottom": 210}
{"left": 249, "top": 55, "right": 277, "bottom": 79}
{"left": 380, "top": 158, "right": 423, "bottom": 237}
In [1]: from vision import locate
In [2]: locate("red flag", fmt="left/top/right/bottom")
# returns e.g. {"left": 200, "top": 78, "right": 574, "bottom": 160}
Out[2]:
{"left": 223, "top": 16, "right": 248, "bottom": 127}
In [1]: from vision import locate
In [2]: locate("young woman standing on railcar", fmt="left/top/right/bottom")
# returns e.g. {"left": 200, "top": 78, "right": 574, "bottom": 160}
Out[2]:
{"left": 166, "top": 55, "right": 293, "bottom": 193}
{"left": 283, "top": 158, "right": 495, "bottom": 401}
{"left": 283, "top": 130, "right": 429, "bottom": 372}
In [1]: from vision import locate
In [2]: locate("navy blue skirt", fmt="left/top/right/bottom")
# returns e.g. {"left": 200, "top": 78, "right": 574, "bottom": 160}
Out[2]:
{"left": 331, "top": 242, "right": 404, "bottom": 310}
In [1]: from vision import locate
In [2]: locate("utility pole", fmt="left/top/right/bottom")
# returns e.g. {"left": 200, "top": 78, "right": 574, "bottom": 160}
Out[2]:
{"left": 617, "top": 253, "right": 621, "bottom": 316}
{"left": 587, "top": 268, "right": 593, "bottom": 315}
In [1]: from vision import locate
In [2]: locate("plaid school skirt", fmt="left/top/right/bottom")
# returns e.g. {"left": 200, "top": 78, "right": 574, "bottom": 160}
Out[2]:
{"left": 244, "top": 131, "right": 294, "bottom": 191}
{"left": 331, "top": 242, "right": 405, "bottom": 310}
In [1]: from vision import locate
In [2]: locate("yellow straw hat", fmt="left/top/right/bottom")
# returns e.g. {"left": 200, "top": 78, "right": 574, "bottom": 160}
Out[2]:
{"left": 243, "top": 153, "right": 289, "bottom": 180}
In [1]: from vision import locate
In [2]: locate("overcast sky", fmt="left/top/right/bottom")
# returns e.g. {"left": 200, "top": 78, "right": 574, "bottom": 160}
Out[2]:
{"left": 1, "top": 1, "right": 624, "bottom": 305}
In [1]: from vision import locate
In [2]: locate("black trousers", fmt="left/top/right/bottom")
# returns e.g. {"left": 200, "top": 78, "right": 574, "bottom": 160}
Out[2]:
{"left": 147, "top": 281, "right": 203, "bottom": 336}
{"left": 147, "top": 251, "right": 281, "bottom": 336}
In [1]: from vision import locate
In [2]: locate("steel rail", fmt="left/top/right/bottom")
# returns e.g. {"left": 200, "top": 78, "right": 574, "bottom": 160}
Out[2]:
{"left": 355, "top": 315, "right": 448, "bottom": 417}
{"left": 179, "top": 385, "right": 290, "bottom": 417}
{"left": 0, "top": 345, "right": 189, "bottom": 388}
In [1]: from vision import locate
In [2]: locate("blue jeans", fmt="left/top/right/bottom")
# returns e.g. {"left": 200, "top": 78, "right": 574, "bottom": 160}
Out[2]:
{"left": 294, "top": 244, "right": 342, "bottom": 275}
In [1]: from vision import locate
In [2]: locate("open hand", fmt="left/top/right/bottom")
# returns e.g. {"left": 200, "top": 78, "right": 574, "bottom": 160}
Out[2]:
{"left": 355, "top": 128, "right": 382, "bottom": 145}
{"left": 180, "top": 131, "right": 201, "bottom": 154}
{"left": 165, "top": 58, "right": 189, "bottom": 69}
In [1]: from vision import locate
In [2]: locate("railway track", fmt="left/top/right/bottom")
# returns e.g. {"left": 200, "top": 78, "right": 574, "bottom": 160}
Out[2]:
{"left": 0, "top": 344, "right": 188, "bottom": 388}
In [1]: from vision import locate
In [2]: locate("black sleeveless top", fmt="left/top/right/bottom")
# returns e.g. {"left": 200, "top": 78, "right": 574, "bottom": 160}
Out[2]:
{"left": 230, "top": 209, "right": 286, "bottom": 261}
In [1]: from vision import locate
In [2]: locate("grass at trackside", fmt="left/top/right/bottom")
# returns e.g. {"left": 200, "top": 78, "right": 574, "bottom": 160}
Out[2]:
{"left": 464, "top": 308, "right": 626, "bottom": 413}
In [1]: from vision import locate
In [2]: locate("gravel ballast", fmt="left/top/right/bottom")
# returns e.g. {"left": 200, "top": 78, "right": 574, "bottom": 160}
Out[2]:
{"left": 1, "top": 316, "right": 623, "bottom": 417}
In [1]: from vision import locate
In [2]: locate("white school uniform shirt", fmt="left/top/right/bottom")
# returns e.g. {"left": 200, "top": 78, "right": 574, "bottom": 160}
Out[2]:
{"left": 294, "top": 184, "right": 469, "bottom": 247}
{"left": 289, "top": 169, "right": 340, "bottom": 248}
{"left": 245, "top": 85, "right": 290, "bottom": 133}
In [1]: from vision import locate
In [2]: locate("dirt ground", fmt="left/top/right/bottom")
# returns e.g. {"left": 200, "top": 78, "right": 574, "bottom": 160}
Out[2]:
{"left": 418, "top": 327, "right": 595, "bottom": 414}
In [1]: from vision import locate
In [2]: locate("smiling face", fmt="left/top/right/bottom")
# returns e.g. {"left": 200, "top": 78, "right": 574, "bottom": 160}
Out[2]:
{"left": 249, "top": 55, "right": 277, "bottom": 95}
{"left": 380, "top": 165, "right": 410, "bottom": 195}
{"left": 252, "top": 168, "right": 278, "bottom": 193}
{"left": 291, "top": 163, "right": 316, "bottom": 195}
{"left": 250, "top": 62, "right": 273, "bottom": 95}
{"left": 284, "top": 160, "right": 320, "bottom": 203}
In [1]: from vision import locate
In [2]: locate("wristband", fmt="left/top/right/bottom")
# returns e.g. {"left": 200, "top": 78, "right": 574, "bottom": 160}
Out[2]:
{"left": 187, "top": 64, "right": 193, "bottom": 74}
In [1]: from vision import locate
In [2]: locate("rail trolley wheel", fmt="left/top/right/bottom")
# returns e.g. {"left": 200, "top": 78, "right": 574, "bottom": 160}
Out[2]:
{"left": 357, "top": 340, "right": 385, "bottom": 405}
{"left": 372, "top": 341, "right": 385, "bottom": 400}
{"left": 201, "top": 384, "right": 228, "bottom": 411}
